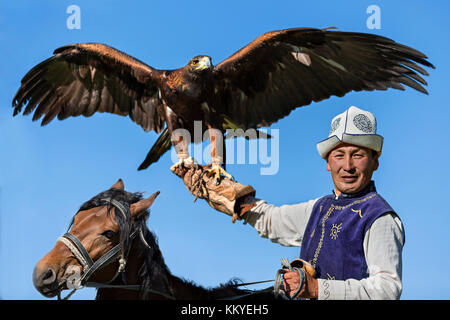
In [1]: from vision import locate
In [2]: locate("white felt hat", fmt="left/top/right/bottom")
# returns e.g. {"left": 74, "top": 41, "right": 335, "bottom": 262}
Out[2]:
{"left": 317, "top": 106, "right": 383, "bottom": 159}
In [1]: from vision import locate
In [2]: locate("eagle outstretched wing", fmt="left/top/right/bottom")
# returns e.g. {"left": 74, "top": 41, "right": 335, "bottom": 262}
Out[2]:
{"left": 12, "top": 43, "right": 165, "bottom": 133}
{"left": 12, "top": 28, "right": 434, "bottom": 172}
{"left": 213, "top": 27, "right": 435, "bottom": 129}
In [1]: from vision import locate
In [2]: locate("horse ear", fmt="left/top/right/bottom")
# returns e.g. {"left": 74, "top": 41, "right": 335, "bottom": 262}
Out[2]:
{"left": 130, "top": 191, "right": 160, "bottom": 218}
{"left": 110, "top": 179, "right": 124, "bottom": 190}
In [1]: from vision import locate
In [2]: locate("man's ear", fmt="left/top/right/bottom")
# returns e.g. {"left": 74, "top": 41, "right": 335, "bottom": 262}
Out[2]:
{"left": 326, "top": 158, "right": 331, "bottom": 172}
{"left": 372, "top": 155, "right": 380, "bottom": 172}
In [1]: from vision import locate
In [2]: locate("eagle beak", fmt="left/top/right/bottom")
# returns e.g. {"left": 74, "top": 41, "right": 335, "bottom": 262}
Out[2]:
{"left": 195, "top": 57, "right": 212, "bottom": 70}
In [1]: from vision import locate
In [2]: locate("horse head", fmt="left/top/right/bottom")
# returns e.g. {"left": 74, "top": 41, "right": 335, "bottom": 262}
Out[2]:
{"left": 33, "top": 179, "right": 164, "bottom": 299}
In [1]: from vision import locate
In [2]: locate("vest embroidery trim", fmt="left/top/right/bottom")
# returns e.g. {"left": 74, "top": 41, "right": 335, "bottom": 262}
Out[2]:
{"left": 310, "top": 193, "right": 377, "bottom": 268}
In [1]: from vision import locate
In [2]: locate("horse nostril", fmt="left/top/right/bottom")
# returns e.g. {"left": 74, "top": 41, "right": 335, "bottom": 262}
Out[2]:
{"left": 41, "top": 268, "right": 56, "bottom": 285}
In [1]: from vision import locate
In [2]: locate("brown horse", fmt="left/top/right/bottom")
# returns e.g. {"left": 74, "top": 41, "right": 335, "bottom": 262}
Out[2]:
{"left": 33, "top": 179, "right": 274, "bottom": 300}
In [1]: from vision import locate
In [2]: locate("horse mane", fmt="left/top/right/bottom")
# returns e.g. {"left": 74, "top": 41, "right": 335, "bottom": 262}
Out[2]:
{"left": 72, "top": 188, "right": 255, "bottom": 300}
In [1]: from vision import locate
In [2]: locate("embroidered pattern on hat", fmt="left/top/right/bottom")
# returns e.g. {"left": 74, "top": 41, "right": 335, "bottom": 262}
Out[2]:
{"left": 353, "top": 114, "right": 373, "bottom": 133}
{"left": 329, "top": 117, "right": 341, "bottom": 135}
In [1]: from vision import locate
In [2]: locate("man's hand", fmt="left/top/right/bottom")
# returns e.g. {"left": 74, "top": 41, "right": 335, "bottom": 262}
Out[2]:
{"left": 280, "top": 259, "right": 318, "bottom": 299}
{"left": 283, "top": 269, "right": 319, "bottom": 299}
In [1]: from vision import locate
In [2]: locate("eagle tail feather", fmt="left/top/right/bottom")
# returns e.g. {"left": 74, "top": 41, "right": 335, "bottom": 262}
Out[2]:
{"left": 138, "top": 127, "right": 172, "bottom": 171}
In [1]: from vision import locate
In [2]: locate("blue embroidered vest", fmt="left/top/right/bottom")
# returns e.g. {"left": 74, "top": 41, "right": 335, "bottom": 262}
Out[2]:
{"left": 299, "top": 181, "right": 395, "bottom": 280}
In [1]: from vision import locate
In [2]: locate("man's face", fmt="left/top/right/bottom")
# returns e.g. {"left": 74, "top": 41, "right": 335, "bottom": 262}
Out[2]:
{"left": 326, "top": 143, "right": 379, "bottom": 196}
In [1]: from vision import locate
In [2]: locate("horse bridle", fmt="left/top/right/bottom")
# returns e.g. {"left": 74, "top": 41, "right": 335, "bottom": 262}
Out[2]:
{"left": 55, "top": 197, "right": 276, "bottom": 300}
{"left": 56, "top": 198, "right": 145, "bottom": 299}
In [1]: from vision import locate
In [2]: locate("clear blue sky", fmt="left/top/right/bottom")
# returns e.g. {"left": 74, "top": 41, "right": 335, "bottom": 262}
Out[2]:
{"left": 1, "top": 0, "right": 449, "bottom": 300}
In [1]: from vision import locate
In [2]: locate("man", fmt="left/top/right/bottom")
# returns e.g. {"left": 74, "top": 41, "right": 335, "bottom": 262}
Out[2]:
{"left": 173, "top": 106, "right": 405, "bottom": 300}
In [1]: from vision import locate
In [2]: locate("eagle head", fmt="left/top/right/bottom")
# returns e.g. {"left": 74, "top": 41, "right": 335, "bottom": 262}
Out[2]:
{"left": 188, "top": 55, "right": 213, "bottom": 72}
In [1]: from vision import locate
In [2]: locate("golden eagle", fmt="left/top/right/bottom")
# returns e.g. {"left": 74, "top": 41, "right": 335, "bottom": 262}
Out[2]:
{"left": 12, "top": 27, "right": 434, "bottom": 178}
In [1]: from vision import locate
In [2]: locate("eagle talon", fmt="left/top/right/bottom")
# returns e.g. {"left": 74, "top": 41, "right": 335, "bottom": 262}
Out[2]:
{"left": 170, "top": 156, "right": 197, "bottom": 172}
{"left": 205, "top": 164, "right": 234, "bottom": 183}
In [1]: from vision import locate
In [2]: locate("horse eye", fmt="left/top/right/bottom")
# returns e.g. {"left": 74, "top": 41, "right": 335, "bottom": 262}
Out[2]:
{"left": 101, "top": 230, "right": 116, "bottom": 240}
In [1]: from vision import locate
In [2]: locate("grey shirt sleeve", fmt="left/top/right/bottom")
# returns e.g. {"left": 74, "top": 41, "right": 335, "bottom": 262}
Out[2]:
{"left": 243, "top": 197, "right": 318, "bottom": 247}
